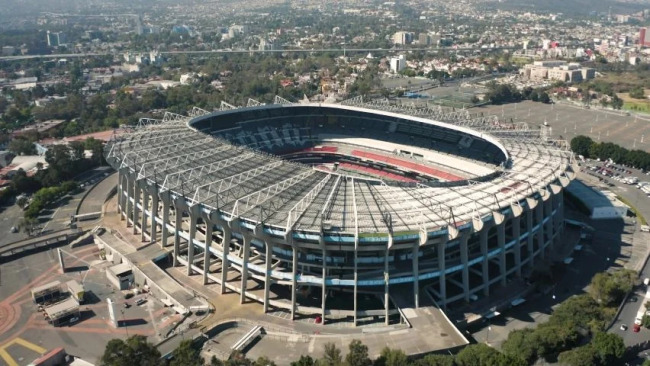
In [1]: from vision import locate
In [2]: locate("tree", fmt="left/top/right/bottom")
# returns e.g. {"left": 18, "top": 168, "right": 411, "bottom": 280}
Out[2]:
{"left": 570, "top": 135, "right": 594, "bottom": 158}
{"left": 599, "top": 97, "right": 609, "bottom": 108}
{"left": 8, "top": 138, "right": 36, "bottom": 155}
{"left": 589, "top": 270, "right": 636, "bottom": 306}
{"left": 291, "top": 355, "right": 314, "bottom": 366}
{"left": 548, "top": 294, "right": 608, "bottom": 334}
{"left": 591, "top": 332, "right": 625, "bottom": 365}
{"left": 483, "top": 83, "right": 522, "bottom": 105}
{"left": 321, "top": 343, "right": 343, "bottom": 366}
{"left": 501, "top": 328, "right": 538, "bottom": 364}
{"left": 412, "top": 354, "right": 454, "bottom": 366}
{"left": 345, "top": 340, "right": 372, "bottom": 366}
{"left": 100, "top": 335, "right": 160, "bottom": 366}
{"left": 84, "top": 137, "right": 105, "bottom": 165}
{"left": 254, "top": 356, "right": 276, "bottom": 366}
{"left": 558, "top": 345, "right": 597, "bottom": 366}
{"left": 534, "top": 322, "right": 579, "bottom": 360}
{"left": 539, "top": 91, "right": 551, "bottom": 104}
{"left": 454, "top": 344, "right": 502, "bottom": 366}
{"left": 170, "top": 340, "right": 203, "bottom": 366}
{"left": 610, "top": 95, "right": 624, "bottom": 110}
{"left": 629, "top": 86, "right": 645, "bottom": 99}
{"left": 374, "top": 347, "right": 409, "bottom": 366}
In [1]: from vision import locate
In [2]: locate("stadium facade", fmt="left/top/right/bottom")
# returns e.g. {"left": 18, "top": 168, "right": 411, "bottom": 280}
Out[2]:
{"left": 105, "top": 97, "right": 575, "bottom": 324}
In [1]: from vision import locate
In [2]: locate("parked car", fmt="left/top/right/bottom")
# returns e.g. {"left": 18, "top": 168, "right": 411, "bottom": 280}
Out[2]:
{"left": 620, "top": 324, "right": 628, "bottom": 331}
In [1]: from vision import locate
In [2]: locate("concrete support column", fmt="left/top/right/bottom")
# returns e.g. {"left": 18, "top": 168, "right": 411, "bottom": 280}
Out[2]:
{"left": 413, "top": 242, "right": 419, "bottom": 308}
{"left": 126, "top": 177, "right": 133, "bottom": 225}
{"left": 526, "top": 209, "right": 534, "bottom": 269}
{"left": 384, "top": 247, "right": 390, "bottom": 326}
{"left": 353, "top": 248, "right": 358, "bottom": 326}
{"left": 556, "top": 191, "right": 564, "bottom": 228}
{"left": 161, "top": 200, "right": 170, "bottom": 248}
{"left": 221, "top": 228, "right": 231, "bottom": 294}
{"left": 535, "top": 201, "right": 544, "bottom": 261}
{"left": 513, "top": 216, "right": 522, "bottom": 277}
{"left": 545, "top": 199, "right": 554, "bottom": 253}
{"left": 151, "top": 193, "right": 159, "bottom": 244}
{"left": 480, "top": 229, "right": 490, "bottom": 296}
{"left": 132, "top": 184, "right": 141, "bottom": 235}
{"left": 497, "top": 223, "right": 506, "bottom": 286}
{"left": 322, "top": 248, "right": 327, "bottom": 325}
{"left": 173, "top": 208, "right": 182, "bottom": 267}
{"left": 438, "top": 241, "right": 447, "bottom": 310}
{"left": 203, "top": 222, "right": 213, "bottom": 285}
{"left": 460, "top": 234, "right": 470, "bottom": 302}
{"left": 141, "top": 190, "right": 149, "bottom": 242}
{"left": 240, "top": 235, "right": 250, "bottom": 304}
{"left": 554, "top": 191, "right": 564, "bottom": 245}
{"left": 117, "top": 171, "right": 123, "bottom": 215}
{"left": 187, "top": 214, "right": 197, "bottom": 276}
{"left": 291, "top": 246, "right": 298, "bottom": 320}
{"left": 263, "top": 242, "right": 273, "bottom": 313}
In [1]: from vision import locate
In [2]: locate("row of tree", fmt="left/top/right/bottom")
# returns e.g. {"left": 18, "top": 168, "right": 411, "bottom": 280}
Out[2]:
{"left": 483, "top": 82, "right": 551, "bottom": 105}
{"left": 0, "top": 137, "right": 104, "bottom": 219}
{"left": 22, "top": 180, "right": 78, "bottom": 219}
{"left": 570, "top": 135, "right": 650, "bottom": 171}
{"left": 499, "top": 269, "right": 636, "bottom": 366}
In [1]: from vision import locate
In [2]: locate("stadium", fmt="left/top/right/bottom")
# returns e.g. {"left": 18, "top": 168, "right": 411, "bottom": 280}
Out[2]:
{"left": 105, "top": 96, "right": 575, "bottom": 325}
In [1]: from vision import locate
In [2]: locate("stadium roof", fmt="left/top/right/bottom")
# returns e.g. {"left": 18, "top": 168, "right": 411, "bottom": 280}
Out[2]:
{"left": 106, "top": 98, "right": 575, "bottom": 238}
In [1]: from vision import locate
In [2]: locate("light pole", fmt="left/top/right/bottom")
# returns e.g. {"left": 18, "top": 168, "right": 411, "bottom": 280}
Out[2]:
{"left": 486, "top": 324, "right": 492, "bottom": 345}
{"left": 121, "top": 310, "right": 129, "bottom": 338}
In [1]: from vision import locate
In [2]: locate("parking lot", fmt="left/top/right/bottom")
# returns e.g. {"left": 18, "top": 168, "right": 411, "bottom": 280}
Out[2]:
{"left": 478, "top": 101, "right": 650, "bottom": 153}
{"left": 0, "top": 167, "right": 113, "bottom": 248}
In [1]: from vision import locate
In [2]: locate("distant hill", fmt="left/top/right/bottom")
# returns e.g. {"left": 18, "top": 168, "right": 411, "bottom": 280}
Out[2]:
{"left": 483, "top": 0, "right": 648, "bottom": 15}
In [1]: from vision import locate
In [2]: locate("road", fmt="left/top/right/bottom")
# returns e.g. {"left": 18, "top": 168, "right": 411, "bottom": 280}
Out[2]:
{"left": 470, "top": 159, "right": 650, "bottom": 349}
{"left": 0, "top": 167, "right": 113, "bottom": 248}
{"left": 471, "top": 214, "right": 630, "bottom": 348}
{"left": 0, "top": 46, "right": 522, "bottom": 62}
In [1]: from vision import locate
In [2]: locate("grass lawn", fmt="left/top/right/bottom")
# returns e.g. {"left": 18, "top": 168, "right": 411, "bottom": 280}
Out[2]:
{"left": 617, "top": 91, "right": 650, "bottom": 113}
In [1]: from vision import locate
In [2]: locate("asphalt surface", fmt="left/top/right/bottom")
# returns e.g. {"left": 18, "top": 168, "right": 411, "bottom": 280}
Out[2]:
{"left": 478, "top": 100, "right": 650, "bottom": 153}
{"left": 0, "top": 167, "right": 113, "bottom": 246}
{"left": 0, "top": 246, "right": 175, "bottom": 366}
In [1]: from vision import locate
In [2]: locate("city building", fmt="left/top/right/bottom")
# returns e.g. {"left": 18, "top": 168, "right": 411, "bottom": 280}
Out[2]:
{"left": 259, "top": 38, "right": 281, "bottom": 51}
{"left": 46, "top": 31, "right": 66, "bottom": 47}
{"left": 393, "top": 31, "right": 414, "bottom": 45}
{"left": 520, "top": 61, "right": 595, "bottom": 83}
{"left": 228, "top": 24, "right": 249, "bottom": 39}
{"left": 390, "top": 55, "right": 406, "bottom": 73}
{"left": 106, "top": 263, "right": 134, "bottom": 291}
{"left": 1, "top": 46, "right": 15, "bottom": 56}
{"left": 106, "top": 101, "right": 573, "bottom": 323}
{"left": 418, "top": 33, "right": 431, "bottom": 46}
{"left": 640, "top": 27, "right": 650, "bottom": 47}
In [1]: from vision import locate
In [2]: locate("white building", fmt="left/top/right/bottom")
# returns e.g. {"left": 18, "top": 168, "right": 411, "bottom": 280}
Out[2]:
{"left": 180, "top": 73, "right": 198, "bottom": 85}
{"left": 390, "top": 55, "right": 406, "bottom": 73}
